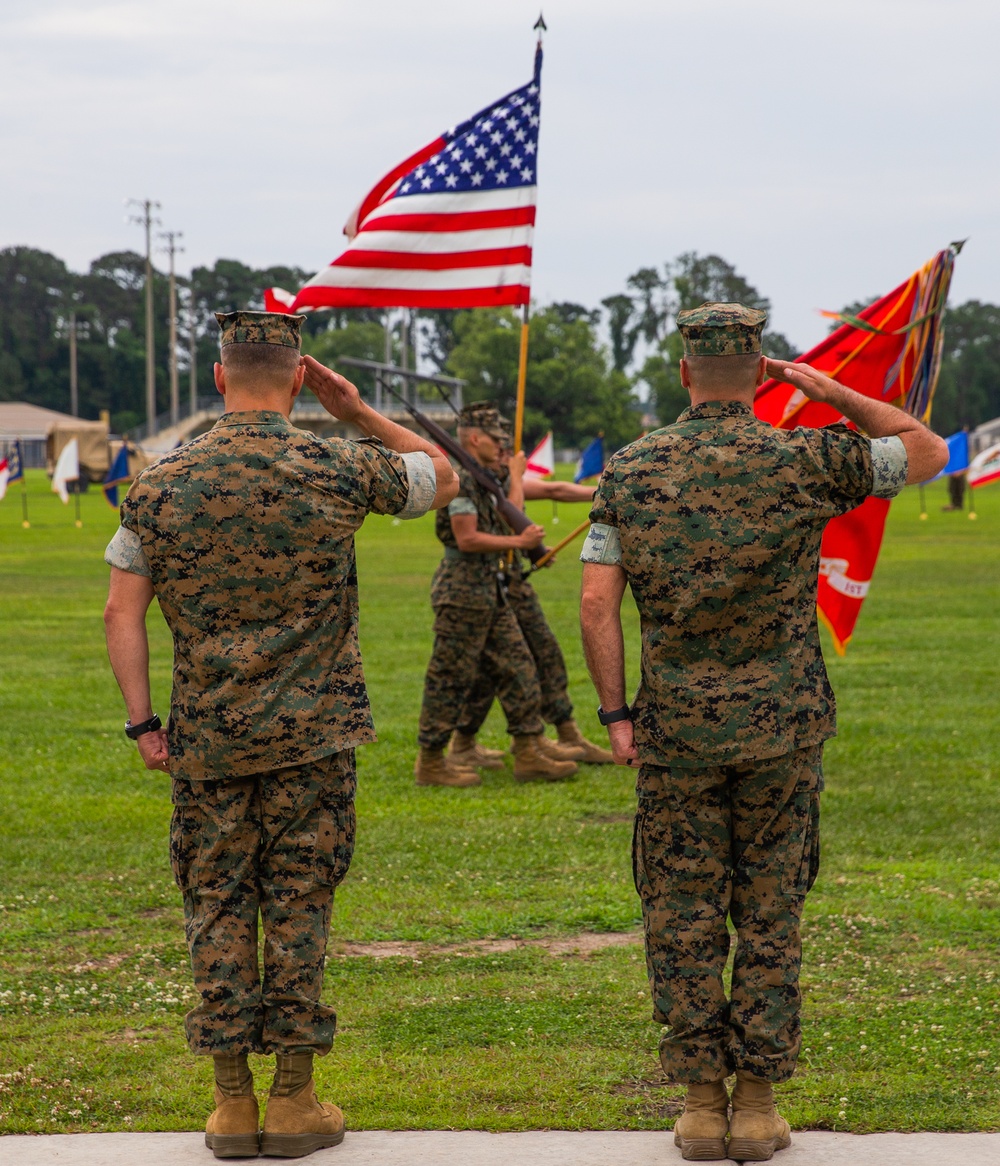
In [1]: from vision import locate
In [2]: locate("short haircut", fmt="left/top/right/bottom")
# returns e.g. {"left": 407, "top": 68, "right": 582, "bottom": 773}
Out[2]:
{"left": 221, "top": 342, "right": 300, "bottom": 388}
{"left": 684, "top": 352, "right": 762, "bottom": 393}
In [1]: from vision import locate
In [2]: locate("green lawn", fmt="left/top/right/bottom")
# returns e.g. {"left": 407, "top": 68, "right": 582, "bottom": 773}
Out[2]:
{"left": 0, "top": 468, "right": 997, "bottom": 1135}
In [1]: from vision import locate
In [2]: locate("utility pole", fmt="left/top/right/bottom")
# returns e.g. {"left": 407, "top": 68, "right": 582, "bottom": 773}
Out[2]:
{"left": 69, "top": 309, "right": 78, "bottom": 417}
{"left": 160, "top": 229, "right": 184, "bottom": 427}
{"left": 189, "top": 289, "right": 198, "bottom": 415}
{"left": 127, "top": 198, "right": 161, "bottom": 435}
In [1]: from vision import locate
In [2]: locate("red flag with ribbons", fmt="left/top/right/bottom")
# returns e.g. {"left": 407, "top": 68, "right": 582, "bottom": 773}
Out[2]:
{"left": 755, "top": 243, "right": 961, "bottom": 654}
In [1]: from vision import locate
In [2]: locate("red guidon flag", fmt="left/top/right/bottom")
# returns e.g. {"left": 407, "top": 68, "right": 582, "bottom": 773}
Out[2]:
{"left": 755, "top": 244, "right": 960, "bottom": 653}
{"left": 280, "top": 46, "right": 543, "bottom": 313}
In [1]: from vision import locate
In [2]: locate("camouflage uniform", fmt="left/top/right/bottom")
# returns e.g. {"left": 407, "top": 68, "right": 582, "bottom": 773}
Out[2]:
{"left": 106, "top": 313, "right": 437, "bottom": 1055}
{"left": 457, "top": 552, "right": 573, "bottom": 735}
{"left": 418, "top": 465, "right": 544, "bottom": 750}
{"left": 582, "top": 303, "right": 909, "bottom": 1084}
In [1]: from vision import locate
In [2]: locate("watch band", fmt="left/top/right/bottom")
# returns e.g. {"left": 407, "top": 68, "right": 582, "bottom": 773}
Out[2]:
{"left": 597, "top": 704, "right": 632, "bottom": 726}
{"left": 125, "top": 713, "right": 162, "bottom": 740}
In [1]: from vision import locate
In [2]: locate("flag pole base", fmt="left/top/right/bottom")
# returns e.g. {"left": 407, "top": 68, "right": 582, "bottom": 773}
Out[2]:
{"left": 22, "top": 520, "right": 30, "bottom": 529}
{"left": 75, "top": 520, "right": 83, "bottom": 528}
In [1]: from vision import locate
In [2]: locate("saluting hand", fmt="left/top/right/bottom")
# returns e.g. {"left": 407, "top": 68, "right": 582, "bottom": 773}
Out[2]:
{"left": 301, "top": 355, "right": 364, "bottom": 423}
{"left": 136, "top": 727, "right": 170, "bottom": 774}
{"left": 764, "top": 359, "right": 838, "bottom": 404}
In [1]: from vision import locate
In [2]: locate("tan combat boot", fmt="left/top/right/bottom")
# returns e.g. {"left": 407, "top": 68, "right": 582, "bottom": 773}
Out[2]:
{"left": 414, "top": 747, "right": 481, "bottom": 787}
{"left": 447, "top": 731, "right": 505, "bottom": 770}
{"left": 535, "top": 734, "right": 585, "bottom": 762}
{"left": 512, "top": 734, "right": 577, "bottom": 782}
{"left": 556, "top": 719, "right": 615, "bottom": 764}
{"left": 204, "top": 1087, "right": 260, "bottom": 1159}
{"left": 261, "top": 1078, "right": 345, "bottom": 1158}
{"left": 728, "top": 1072, "right": 791, "bottom": 1161}
{"left": 672, "top": 1079, "right": 729, "bottom": 1161}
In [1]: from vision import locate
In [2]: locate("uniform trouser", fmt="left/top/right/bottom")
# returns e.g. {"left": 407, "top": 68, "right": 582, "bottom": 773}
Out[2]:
{"left": 457, "top": 577, "right": 574, "bottom": 736}
{"left": 633, "top": 744, "right": 822, "bottom": 1084}
{"left": 418, "top": 601, "right": 544, "bottom": 751}
{"left": 169, "top": 751, "right": 356, "bottom": 1057}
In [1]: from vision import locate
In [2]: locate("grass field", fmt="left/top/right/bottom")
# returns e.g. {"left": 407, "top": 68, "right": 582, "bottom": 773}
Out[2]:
{"left": 1, "top": 464, "right": 998, "bottom": 1136}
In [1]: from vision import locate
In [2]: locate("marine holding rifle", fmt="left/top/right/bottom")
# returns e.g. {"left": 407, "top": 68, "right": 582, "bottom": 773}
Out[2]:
{"left": 450, "top": 429, "right": 615, "bottom": 770}
{"left": 416, "top": 402, "right": 579, "bottom": 787}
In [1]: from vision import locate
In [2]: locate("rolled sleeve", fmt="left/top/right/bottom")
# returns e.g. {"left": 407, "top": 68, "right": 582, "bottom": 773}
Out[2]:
{"left": 580, "top": 522, "right": 622, "bottom": 566}
{"left": 396, "top": 450, "right": 438, "bottom": 519}
{"left": 104, "top": 525, "right": 151, "bottom": 577}
{"left": 448, "top": 496, "right": 478, "bottom": 517}
{"left": 869, "top": 435, "right": 908, "bottom": 499}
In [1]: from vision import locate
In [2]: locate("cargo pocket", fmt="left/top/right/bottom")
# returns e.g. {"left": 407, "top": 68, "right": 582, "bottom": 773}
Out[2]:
{"left": 169, "top": 806, "right": 198, "bottom": 892}
{"left": 315, "top": 755, "right": 357, "bottom": 889}
{"left": 781, "top": 783, "right": 819, "bottom": 898}
{"left": 631, "top": 805, "right": 648, "bottom": 899}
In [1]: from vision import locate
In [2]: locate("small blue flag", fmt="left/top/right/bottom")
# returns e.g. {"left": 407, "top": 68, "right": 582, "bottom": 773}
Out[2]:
{"left": 103, "top": 444, "right": 131, "bottom": 509}
{"left": 941, "top": 431, "right": 969, "bottom": 476}
{"left": 574, "top": 436, "right": 605, "bottom": 483}
{"left": 9, "top": 440, "right": 25, "bottom": 483}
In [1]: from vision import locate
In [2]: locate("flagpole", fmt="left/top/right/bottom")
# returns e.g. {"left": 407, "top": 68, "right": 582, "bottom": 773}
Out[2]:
{"left": 919, "top": 483, "right": 928, "bottom": 520}
{"left": 74, "top": 489, "right": 82, "bottom": 528}
{"left": 513, "top": 301, "right": 530, "bottom": 453}
{"left": 20, "top": 474, "right": 29, "bottom": 529}
{"left": 531, "top": 518, "right": 590, "bottom": 571}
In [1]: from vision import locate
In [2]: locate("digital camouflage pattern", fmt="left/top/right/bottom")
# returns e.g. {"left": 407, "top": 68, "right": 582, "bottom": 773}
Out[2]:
{"left": 419, "top": 602, "right": 544, "bottom": 750}
{"left": 457, "top": 401, "right": 509, "bottom": 439}
{"left": 119, "top": 410, "right": 412, "bottom": 781}
{"left": 215, "top": 310, "right": 305, "bottom": 348}
{"left": 430, "top": 466, "right": 508, "bottom": 610}
{"left": 171, "top": 750, "right": 356, "bottom": 1055}
{"left": 633, "top": 745, "right": 822, "bottom": 1083}
{"left": 676, "top": 301, "right": 767, "bottom": 356}
{"left": 458, "top": 559, "right": 573, "bottom": 733}
{"left": 587, "top": 400, "right": 875, "bottom": 767}
{"left": 420, "top": 464, "right": 544, "bottom": 749}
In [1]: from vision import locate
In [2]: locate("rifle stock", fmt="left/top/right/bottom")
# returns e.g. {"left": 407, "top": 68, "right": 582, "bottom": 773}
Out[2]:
{"left": 383, "top": 388, "right": 550, "bottom": 564}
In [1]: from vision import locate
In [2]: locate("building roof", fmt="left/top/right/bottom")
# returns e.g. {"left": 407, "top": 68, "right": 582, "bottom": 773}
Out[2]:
{"left": 0, "top": 401, "right": 82, "bottom": 440}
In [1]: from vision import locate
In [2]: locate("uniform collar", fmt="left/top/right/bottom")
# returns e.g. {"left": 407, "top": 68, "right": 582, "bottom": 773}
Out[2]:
{"left": 676, "top": 400, "right": 754, "bottom": 423}
{"left": 213, "top": 410, "right": 292, "bottom": 430}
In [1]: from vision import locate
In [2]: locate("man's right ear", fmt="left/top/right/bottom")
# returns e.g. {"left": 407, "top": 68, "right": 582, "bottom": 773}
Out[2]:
{"left": 214, "top": 362, "right": 226, "bottom": 397}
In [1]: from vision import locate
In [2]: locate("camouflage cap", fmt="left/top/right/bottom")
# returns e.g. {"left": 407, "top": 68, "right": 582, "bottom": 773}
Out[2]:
{"left": 215, "top": 310, "right": 306, "bottom": 350}
{"left": 676, "top": 302, "right": 767, "bottom": 357}
{"left": 458, "top": 402, "right": 509, "bottom": 440}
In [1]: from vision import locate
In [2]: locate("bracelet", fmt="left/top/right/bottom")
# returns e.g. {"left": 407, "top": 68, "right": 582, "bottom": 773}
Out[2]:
{"left": 125, "top": 713, "right": 162, "bottom": 740}
{"left": 597, "top": 704, "right": 632, "bottom": 726}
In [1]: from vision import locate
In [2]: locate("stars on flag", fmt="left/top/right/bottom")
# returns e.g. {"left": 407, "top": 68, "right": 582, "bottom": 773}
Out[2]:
{"left": 392, "top": 78, "right": 541, "bottom": 199}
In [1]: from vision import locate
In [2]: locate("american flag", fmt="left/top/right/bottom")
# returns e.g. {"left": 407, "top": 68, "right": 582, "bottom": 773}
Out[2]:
{"left": 286, "top": 46, "right": 542, "bottom": 312}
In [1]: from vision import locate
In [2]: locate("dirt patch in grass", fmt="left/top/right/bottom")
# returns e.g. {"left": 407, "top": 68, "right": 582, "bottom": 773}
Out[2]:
{"left": 610, "top": 1074, "right": 685, "bottom": 1121}
{"left": 330, "top": 930, "right": 643, "bottom": 960}
{"left": 70, "top": 952, "right": 130, "bottom": 972}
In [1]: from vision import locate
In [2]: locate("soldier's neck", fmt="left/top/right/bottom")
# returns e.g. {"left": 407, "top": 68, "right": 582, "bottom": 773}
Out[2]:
{"left": 686, "top": 388, "right": 756, "bottom": 409}
{"left": 221, "top": 389, "right": 295, "bottom": 417}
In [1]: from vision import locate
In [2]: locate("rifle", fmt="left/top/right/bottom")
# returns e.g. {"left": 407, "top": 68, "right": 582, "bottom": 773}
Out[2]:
{"left": 380, "top": 382, "right": 551, "bottom": 565}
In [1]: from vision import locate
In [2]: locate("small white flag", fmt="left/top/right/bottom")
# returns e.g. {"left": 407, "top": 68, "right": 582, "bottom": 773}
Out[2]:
{"left": 525, "top": 431, "right": 554, "bottom": 478}
{"left": 52, "top": 438, "right": 79, "bottom": 504}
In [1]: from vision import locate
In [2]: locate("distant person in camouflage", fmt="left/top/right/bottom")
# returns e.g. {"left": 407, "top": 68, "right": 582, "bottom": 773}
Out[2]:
{"left": 103, "top": 310, "right": 457, "bottom": 1160}
{"left": 579, "top": 302, "right": 948, "bottom": 1162}
{"left": 417, "top": 402, "right": 577, "bottom": 787}
{"left": 451, "top": 437, "right": 614, "bottom": 768}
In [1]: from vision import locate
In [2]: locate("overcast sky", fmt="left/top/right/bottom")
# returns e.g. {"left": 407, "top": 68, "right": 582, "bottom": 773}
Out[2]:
{"left": 1, "top": 0, "right": 996, "bottom": 352}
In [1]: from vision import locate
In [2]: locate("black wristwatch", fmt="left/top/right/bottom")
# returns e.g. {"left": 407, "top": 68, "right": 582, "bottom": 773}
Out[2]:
{"left": 597, "top": 704, "right": 632, "bottom": 726}
{"left": 125, "top": 713, "right": 162, "bottom": 740}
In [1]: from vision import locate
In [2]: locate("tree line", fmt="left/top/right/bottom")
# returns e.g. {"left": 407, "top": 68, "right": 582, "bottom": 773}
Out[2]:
{"left": 1, "top": 244, "right": 997, "bottom": 447}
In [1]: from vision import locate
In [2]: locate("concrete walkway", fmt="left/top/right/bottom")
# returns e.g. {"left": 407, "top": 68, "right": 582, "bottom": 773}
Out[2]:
{"left": 2, "top": 1130, "right": 998, "bottom": 1165}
